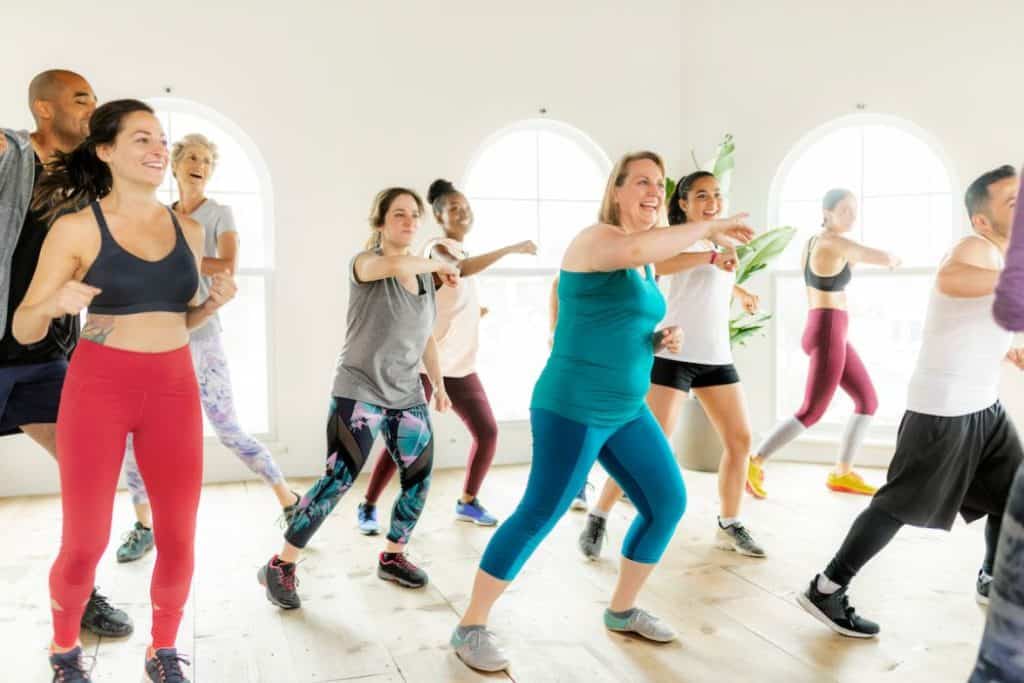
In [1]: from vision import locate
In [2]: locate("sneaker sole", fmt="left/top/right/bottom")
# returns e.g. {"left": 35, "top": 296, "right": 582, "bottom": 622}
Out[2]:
{"left": 455, "top": 514, "right": 498, "bottom": 527}
{"left": 358, "top": 527, "right": 381, "bottom": 536}
{"left": 795, "top": 592, "right": 877, "bottom": 638}
{"left": 714, "top": 538, "right": 766, "bottom": 558}
{"left": 976, "top": 592, "right": 990, "bottom": 607}
{"left": 377, "top": 566, "right": 427, "bottom": 589}
{"left": 826, "top": 484, "right": 876, "bottom": 496}
{"left": 257, "top": 566, "right": 301, "bottom": 610}
{"left": 454, "top": 649, "right": 509, "bottom": 673}
{"left": 745, "top": 481, "right": 767, "bottom": 499}
{"left": 116, "top": 548, "right": 153, "bottom": 563}
{"left": 605, "top": 624, "right": 677, "bottom": 643}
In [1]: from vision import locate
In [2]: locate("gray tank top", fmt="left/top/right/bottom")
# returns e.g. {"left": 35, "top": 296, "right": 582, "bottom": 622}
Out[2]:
{"left": 331, "top": 249, "right": 437, "bottom": 408}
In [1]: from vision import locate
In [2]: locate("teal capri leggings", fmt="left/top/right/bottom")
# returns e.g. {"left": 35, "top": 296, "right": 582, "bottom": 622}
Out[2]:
{"left": 480, "top": 407, "right": 687, "bottom": 580}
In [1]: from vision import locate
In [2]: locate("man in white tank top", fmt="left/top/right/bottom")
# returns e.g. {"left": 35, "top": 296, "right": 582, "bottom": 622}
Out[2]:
{"left": 797, "top": 166, "right": 1024, "bottom": 639}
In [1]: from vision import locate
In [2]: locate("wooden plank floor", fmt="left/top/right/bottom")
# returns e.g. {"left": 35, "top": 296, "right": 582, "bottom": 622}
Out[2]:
{"left": 1, "top": 462, "right": 990, "bottom": 682}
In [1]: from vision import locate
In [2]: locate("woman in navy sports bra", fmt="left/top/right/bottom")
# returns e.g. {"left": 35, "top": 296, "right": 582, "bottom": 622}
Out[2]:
{"left": 14, "top": 99, "right": 235, "bottom": 683}
{"left": 747, "top": 189, "right": 900, "bottom": 499}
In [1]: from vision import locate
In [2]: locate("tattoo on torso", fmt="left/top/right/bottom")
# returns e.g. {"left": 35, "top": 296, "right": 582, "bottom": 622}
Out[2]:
{"left": 82, "top": 315, "right": 116, "bottom": 345}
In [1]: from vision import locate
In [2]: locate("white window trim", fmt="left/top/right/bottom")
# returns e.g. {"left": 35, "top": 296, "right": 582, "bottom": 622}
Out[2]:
{"left": 147, "top": 96, "right": 278, "bottom": 441}
{"left": 460, "top": 118, "right": 611, "bottom": 424}
{"left": 766, "top": 113, "right": 962, "bottom": 440}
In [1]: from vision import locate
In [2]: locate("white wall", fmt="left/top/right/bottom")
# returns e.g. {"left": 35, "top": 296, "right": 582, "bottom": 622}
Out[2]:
{"left": 3, "top": 0, "right": 1023, "bottom": 496}
{"left": 0, "top": 0, "right": 686, "bottom": 495}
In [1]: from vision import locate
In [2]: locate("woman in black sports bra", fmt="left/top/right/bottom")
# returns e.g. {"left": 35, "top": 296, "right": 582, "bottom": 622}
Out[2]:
{"left": 13, "top": 99, "right": 235, "bottom": 683}
{"left": 747, "top": 188, "right": 900, "bottom": 500}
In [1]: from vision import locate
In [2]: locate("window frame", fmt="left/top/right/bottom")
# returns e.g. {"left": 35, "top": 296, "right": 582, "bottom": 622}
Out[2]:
{"left": 147, "top": 96, "right": 278, "bottom": 440}
{"left": 460, "top": 118, "right": 612, "bottom": 423}
{"left": 766, "top": 113, "right": 962, "bottom": 438}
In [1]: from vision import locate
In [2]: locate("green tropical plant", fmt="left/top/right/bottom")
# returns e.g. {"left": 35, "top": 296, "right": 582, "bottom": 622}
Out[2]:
{"left": 666, "top": 134, "right": 795, "bottom": 347}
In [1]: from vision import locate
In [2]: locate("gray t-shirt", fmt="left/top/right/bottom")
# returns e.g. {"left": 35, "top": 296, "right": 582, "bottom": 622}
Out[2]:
{"left": 331, "top": 250, "right": 437, "bottom": 409}
{"left": 184, "top": 198, "right": 237, "bottom": 340}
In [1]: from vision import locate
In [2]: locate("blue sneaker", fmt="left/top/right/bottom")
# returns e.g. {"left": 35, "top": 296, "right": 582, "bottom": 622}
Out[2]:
{"left": 357, "top": 502, "right": 380, "bottom": 536}
{"left": 455, "top": 498, "right": 498, "bottom": 526}
{"left": 571, "top": 481, "right": 591, "bottom": 511}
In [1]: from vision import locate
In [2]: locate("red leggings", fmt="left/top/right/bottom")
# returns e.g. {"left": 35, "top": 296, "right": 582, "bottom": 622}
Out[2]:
{"left": 796, "top": 308, "right": 878, "bottom": 426}
{"left": 51, "top": 340, "right": 202, "bottom": 649}
{"left": 365, "top": 373, "right": 497, "bottom": 502}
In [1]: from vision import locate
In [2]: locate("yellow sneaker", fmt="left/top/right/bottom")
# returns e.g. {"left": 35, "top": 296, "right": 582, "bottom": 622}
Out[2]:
{"left": 826, "top": 470, "right": 878, "bottom": 496}
{"left": 746, "top": 460, "right": 767, "bottom": 499}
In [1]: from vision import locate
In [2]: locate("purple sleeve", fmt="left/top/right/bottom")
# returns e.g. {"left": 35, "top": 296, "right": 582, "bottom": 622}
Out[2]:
{"left": 993, "top": 168, "right": 1024, "bottom": 331}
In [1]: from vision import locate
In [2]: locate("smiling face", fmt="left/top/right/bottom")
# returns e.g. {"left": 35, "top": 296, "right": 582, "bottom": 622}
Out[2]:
{"left": 438, "top": 191, "right": 473, "bottom": 241}
{"left": 613, "top": 158, "right": 665, "bottom": 230}
{"left": 33, "top": 72, "right": 97, "bottom": 149}
{"left": 380, "top": 193, "right": 422, "bottom": 249}
{"left": 679, "top": 174, "right": 722, "bottom": 222}
{"left": 95, "top": 110, "right": 168, "bottom": 189}
{"left": 173, "top": 143, "right": 214, "bottom": 195}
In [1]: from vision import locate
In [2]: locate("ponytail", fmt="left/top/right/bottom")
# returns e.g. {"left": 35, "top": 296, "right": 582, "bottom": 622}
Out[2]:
{"left": 32, "top": 141, "right": 111, "bottom": 223}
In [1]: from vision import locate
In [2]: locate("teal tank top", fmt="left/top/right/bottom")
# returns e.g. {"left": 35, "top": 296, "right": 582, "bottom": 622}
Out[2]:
{"left": 532, "top": 265, "right": 666, "bottom": 427}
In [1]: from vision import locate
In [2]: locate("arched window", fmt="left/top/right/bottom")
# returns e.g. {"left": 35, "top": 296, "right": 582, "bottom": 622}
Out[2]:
{"left": 149, "top": 98, "right": 274, "bottom": 435}
{"left": 768, "top": 114, "right": 959, "bottom": 430}
{"left": 461, "top": 119, "right": 611, "bottom": 421}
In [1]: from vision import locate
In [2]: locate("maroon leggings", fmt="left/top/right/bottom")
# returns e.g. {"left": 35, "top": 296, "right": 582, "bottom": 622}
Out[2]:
{"left": 51, "top": 340, "right": 202, "bottom": 649}
{"left": 796, "top": 308, "right": 878, "bottom": 426}
{"left": 365, "top": 373, "right": 497, "bottom": 502}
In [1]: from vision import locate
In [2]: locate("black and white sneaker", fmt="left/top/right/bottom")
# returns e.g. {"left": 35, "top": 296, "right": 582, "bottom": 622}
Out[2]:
{"left": 49, "top": 646, "right": 92, "bottom": 682}
{"left": 976, "top": 570, "right": 993, "bottom": 606}
{"left": 81, "top": 587, "right": 133, "bottom": 637}
{"left": 377, "top": 552, "right": 428, "bottom": 588}
{"left": 796, "top": 576, "right": 880, "bottom": 638}
{"left": 257, "top": 555, "right": 301, "bottom": 609}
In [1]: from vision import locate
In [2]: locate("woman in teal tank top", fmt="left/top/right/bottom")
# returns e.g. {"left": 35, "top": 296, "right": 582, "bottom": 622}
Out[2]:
{"left": 450, "top": 151, "right": 755, "bottom": 673}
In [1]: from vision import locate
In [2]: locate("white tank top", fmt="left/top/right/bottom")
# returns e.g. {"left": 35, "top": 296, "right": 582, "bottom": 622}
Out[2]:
{"left": 907, "top": 240, "right": 1011, "bottom": 416}
{"left": 655, "top": 242, "right": 735, "bottom": 365}
{"left": 423, "top": 238, "right": 480, "bottom": 378}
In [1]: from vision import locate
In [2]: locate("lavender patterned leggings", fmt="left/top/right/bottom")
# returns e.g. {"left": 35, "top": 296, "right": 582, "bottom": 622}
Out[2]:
{"left": 123, "top": 332, "right": 283, "bottom": 504}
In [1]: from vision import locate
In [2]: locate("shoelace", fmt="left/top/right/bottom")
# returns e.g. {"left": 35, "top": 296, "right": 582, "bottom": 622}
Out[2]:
{"left": 88, "top": 590, "right": 118, "bottom": 618}
{"left": 52, "top": 652, "right": 95, "bottom": 681}
{"left": 121, "top": 528, "right": 145, "bottom": 545}
{"left": 731, "top": 524, "right": 755, "bottom": 545}
{"left": 152, "top": 651, "right": 191, "bottom": 683}
{"left": 277, "top": 563, "right": 299, "bottom": 592}
{"left": 358, "top": 506, "right": 375, "bottom": 523}
{"left": 585, "top": 517, "right": 605, "bottom": 544}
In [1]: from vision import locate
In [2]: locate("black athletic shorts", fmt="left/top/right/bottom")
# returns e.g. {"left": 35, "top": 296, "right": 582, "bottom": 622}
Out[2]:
{"left": 871, "top": 401, "right": 1023, "bottom": 530}
{"left": 0, "top": 359, "right": 68, "bottom": 436}
{"left": 650, "top": 356, "right": 740, "bottom": 393}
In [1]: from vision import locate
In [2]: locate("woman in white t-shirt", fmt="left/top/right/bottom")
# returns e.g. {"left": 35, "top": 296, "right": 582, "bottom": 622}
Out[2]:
{"left": 356, "top": 178, "right": 536, "bottom": 531}
{"left": 578, "top": 171, "right": 767, "bottom": 559}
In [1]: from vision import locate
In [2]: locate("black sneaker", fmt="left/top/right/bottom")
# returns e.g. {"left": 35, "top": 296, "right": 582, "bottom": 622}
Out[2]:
{"left": 50, "top": 646, "right": 92, "bottom": 682}
{"left": 976, "top": 570, "right": 993, "bottom": 606}
{"left": 145, "top": 648, "right": 190, "bottom": 682}
{"left": 377, "top": 552, "right": 428, "bottom": 588}
{"left": 796, "top": 576, "right": 879, "bottom": 638}
{"left": 257, "top": 556, "right": 301, "bottom": 609}
{"left": 578, "top": 513, "right": 606, "bottom": 560}
{"left": 81, "top": 587, "right": 133, "bottom": 637}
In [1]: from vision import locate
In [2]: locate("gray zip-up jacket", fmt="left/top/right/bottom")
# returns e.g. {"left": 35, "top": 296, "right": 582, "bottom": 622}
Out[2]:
{"left": 0, "top": 129, "right": 36, "bottom": 335}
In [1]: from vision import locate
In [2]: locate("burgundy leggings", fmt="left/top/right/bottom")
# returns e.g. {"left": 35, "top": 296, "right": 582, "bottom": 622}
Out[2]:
{"left": 365, "top": 373, "right": 497, "bottom": 502}
{"left": 795, "top": 308, "right": 878, "bottom": 426}
{"left": 51, "top": 340, "right": 202, "bottom": 649}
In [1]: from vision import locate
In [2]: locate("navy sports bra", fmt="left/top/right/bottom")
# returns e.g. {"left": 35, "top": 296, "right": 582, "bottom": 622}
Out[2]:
{"left": 803, "top": 236, "right": 851, "bottom": 292}
{"left": 82, "top": 202, "right": 199, "bottom": 315}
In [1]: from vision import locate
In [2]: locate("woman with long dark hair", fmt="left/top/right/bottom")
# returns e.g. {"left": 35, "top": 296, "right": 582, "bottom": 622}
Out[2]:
{"left": 15, "top": 99, "right": 236, "bottom": 682}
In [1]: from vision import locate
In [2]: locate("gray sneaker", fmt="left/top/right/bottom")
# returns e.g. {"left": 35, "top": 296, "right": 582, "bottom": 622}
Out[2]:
{"left": 578, "top": 513, "right": 606, "bottom": 560}
{"left": 116, "top": 522, "right": 154, "bottom": 563}
{"left": 715, "top": 522, "right": 766, "bottom": 558}
{"left": 604, "top": 607, "right": 677, "bottom": 643}
{"left": 451, "top": 625, "right": 509, "bottom": 672}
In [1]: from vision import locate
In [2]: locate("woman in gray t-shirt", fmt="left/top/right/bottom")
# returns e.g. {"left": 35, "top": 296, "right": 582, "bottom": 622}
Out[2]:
{"left": 258, "top": 187, "right": 460, "bottom": 607}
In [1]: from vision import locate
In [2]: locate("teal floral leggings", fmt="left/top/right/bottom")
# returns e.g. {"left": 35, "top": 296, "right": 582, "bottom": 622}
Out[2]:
{"left": 284, "top": 396, "right": 433, "bottom": 548}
